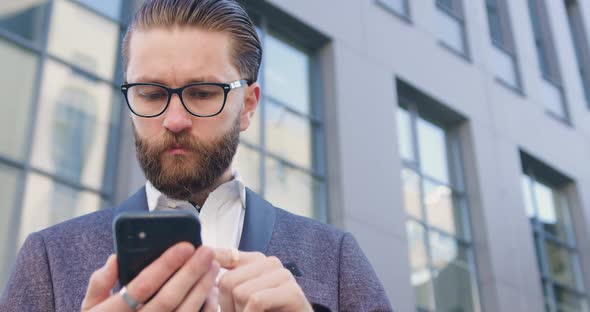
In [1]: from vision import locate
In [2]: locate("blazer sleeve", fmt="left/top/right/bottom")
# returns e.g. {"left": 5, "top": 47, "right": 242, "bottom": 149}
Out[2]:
{"left": 0, "top": 232, "right": 55, "bottom": 312}
{"left": 338, "top": 232, "right": 393, "bottom": 311}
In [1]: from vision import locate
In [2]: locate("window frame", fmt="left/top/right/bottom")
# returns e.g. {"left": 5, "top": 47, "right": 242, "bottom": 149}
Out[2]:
{"left": 397, "top": 87, "right": 481, "bottom": 312}
{"left": 242, "top": 4, "right": 330, "bottom": 221}
{"left": 521, "top": 158, "right": 589, "bottom": 312}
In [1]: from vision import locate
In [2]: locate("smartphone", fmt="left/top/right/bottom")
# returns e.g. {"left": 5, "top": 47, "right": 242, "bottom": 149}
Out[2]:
{"left": 113, "top": 210, "right": 202, "bottom": 286}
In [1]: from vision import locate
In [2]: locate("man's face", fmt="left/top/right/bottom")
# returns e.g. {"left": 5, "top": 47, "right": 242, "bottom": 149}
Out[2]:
{"left": 126, "top": 27, "right": 259, "bottom": 200}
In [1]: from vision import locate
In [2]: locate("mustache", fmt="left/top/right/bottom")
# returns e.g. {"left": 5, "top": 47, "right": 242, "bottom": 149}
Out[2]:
{"left": 147, "top": 131, "right": 203, "bottom": 154}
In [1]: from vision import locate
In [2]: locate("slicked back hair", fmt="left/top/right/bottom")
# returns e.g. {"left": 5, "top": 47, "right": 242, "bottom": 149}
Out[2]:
{"left": 122, "top": 0, "right": 262, "bottom": 83}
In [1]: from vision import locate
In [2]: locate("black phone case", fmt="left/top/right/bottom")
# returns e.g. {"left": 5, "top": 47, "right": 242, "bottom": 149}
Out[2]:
{"left": 113, "top": 211, "right": 202, "bottom": 286}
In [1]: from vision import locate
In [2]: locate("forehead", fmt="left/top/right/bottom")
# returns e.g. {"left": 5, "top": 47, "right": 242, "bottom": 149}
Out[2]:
{"left": 126, "top": 26, "right": 240, "bottom": 84}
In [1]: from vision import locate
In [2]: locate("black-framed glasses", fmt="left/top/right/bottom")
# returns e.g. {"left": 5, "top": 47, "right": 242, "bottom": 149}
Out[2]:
{"left": 120, "top": 79, "right": 249, "bottom": 118}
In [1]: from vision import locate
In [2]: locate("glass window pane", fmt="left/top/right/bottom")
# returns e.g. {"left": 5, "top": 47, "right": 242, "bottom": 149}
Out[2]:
{"left": 18, "top": 173, "right": 102, "bottom": 246}
{"left": 233, "top": 144, "right": 260, "bottom": 193}
{"left": 417, "top": 118, "right": 449, "bottom": 183}
{"left": 486, "top": 0, "right": 504, "bottom": 46}
{"left": 265, "top": 33, "right": 311, "bottom": 115}
{"left": 0, "top": 164, "right": 21, "bottom": 290}
{"left": 406, "top": 221, "right": 435, "bottom": 310}
{"left": 402, "top": 169, "right": 422, "bottom": 219}
{"left": 533, "top": 180, "right": 571, "bottom": 241}
{"left": 553, "top": 285, "right": 589, "bottom": 312}
{"left": 397, "top": 108, "right": 414, "bottom": 162}
{"left": 265, "top": 158, "right": 320, "bottom": 218}
{"left": 423, "top": 180, "right": 465, "bottom": 237}
{"left": 47, "top": 0, "right": 119, "bottom": 80}
{"left": 378, "top": 0, "right": 408, "bottom": 16}
{"left": 429, "top": 232, "right": 470, "bottom": 271}
{"left": 436, "top": 9, "right": 466, "bottom": 55}
{"left": 31, "top": 60, "right": 117, "bottom": 191}
{"left": 265, "top": 100, "right": 312, "bottom": 169}
{"left": 521, "top": 175, "right": 535, "bottom": 218}
{"left": 433, "top": 262, "right": 477, "bottom": 312}
{"left": 545, "top": 241, "right": 579, "bottom": 288}
{"left": 492, "top": 46, "right": 518, "bottom": 88}
{"left": 74, "top": 0, "right": 122, "bottom": 21}
{"left": 541, "top": 79, "right": 567, "bottom": 120}
{"left": 0, "top": 1, "right": 47, "bottom": 44}
{"left": 0, "top": 38, "right": 38, "bottom": 161}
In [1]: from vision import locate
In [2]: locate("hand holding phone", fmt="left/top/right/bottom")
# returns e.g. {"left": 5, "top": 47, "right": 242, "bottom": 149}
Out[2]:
{"left": 80, "top": 211, "right": 220, "bottom": 312}
{"left": 113, "top": 211, "right": 202, "bottom": 285}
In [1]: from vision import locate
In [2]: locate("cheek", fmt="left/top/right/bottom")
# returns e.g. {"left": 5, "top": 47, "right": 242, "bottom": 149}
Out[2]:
{"left": 132, "top": 116, "right": 163, "bottom": 138}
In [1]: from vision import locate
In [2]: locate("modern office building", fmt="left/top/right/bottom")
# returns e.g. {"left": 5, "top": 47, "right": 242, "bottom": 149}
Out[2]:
{"left": 1, "top": 0, "right": 590, "bottom": 311}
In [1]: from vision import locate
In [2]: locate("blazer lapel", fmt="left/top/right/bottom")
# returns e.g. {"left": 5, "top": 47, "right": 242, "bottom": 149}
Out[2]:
{"left": 116, "top": 187, "right": 149, "bottom": 213}
{"left": 238, "top": 188, "right": 276, "bottom": 253}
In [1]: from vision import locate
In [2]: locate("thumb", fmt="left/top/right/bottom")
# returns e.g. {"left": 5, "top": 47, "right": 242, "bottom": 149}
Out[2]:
{"left": 81, "top": 254, "right": 118, "bottom": 311}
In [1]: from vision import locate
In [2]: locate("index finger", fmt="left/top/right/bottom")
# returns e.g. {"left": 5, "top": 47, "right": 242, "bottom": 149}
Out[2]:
{"left": 214, "top": 249, "right": 264, "bottom": 269}
{"left": 125, "top": 242, "right": 195, "bottom": 303}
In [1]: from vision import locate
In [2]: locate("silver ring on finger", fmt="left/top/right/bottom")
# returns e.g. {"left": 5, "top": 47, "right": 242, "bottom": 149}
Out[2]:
{"left": 119, "top": 286, "right": 142, "bottom": 310}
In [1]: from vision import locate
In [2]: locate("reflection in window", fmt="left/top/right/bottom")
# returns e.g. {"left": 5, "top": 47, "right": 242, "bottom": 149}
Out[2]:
{"left": 521, "top": 172, "right": 588, "bottom": 312}
{"left": 435, "top": 0, "right": 468, "bottom": 56}
{"left": 485, "top": 0, "right": 521, "bottom": 89}
{"left": 527, "top": 0, "right": 569, "bottom": 121}
{"left": 265, "top": 32, "right": 310, "bottom": 115}
{"left": 74, "top": 0, "right": 122, "bottom": 21}
{"left": 265, "top": 157, "right": 322, "bottom": 219}
{"left": 47, "top": 0, "right": 119, "bottom": 80}
{"left": 31, "top": 60, "right": 116, "bottom": 190}
{"left": 397, "top": 106, "right": 479, "bottom": 312}
{"left": 0, "top": 165, "right": 21, "bottom": 289}
{"left": 0, "top": 1, "right": 47, "bottom": 44}
{"left": 240, "top": 20, "right": 325, "bottom": 219}
{"left": 377, "top": 0, "right": 410, "bottom": 18}
{"left": 18, "top": 173, "right": 101, "bottom": 245}
{"left": 0, "top": 38, "right": 38, "bottom": 161}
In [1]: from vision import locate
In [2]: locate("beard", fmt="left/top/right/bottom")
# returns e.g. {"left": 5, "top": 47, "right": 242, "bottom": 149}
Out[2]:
{"left": 133, "top": 116, "right": 240, "bottom": 201}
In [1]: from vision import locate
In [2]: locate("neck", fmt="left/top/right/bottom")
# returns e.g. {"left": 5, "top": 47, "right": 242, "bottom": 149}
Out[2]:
{"left": 189, "top": 167, "right": 234, "bottom": 207}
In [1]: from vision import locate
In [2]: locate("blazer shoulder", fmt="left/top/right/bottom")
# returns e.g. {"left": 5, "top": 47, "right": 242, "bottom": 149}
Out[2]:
{"left": 36, "top": 208, "right": 115, "bottom": 240}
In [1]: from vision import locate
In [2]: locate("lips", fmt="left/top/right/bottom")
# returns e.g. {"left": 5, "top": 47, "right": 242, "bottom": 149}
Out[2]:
{"left": 167, "top": 144, "right": 189, "bottom": 155}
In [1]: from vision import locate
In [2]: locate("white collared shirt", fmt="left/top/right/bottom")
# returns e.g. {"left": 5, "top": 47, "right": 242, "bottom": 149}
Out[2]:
{"left": 145, "top": 171, "right": 246, "bottom": 250}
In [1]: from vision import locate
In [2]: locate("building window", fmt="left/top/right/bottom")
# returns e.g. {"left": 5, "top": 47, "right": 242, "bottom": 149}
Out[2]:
{"left": 396, "top": 86, "right": 480, "bottom": 312}
{"left": 485, "top": 0, "right": 521, "bottom": 90}
{"left": 233, "top": 12, "right": 327, "bottom": 220}
{"left": 565, "top": 0, "right": 590, "bottom": 107}
{"left": 0, "top": 1, "right": 47, "bottom": 45}
{"left": 521, "top": 157, "right": 588, "bottom": 312}
{"left": 527, "top": 0, "right": 569, "bottom": 121}
{"left": 377, "top": 0, "right": 410, "bottom": 20}
{"left": 0, "top": 0, "right": 127, "bottom": 292}
{"left": 435, "top": 0, "right": 469, "bottom": 57}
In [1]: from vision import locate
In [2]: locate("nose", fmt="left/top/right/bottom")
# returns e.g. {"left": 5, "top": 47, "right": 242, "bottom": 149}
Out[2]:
{"left": 163, "top": 94, "right": 192, "bottom": 133}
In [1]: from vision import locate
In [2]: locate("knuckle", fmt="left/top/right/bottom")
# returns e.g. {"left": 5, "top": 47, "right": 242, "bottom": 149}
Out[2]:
{"left": 232, "top": 285, "right": 249, "bottom": 304}
{"left": 278, "top": 268, "right": 293, "bottom": 281}
{"left": 156, "top": 294, "right": 179, "bottom": 311}
{"left": 248, "top": 293, "right": 264, "bottom": 309}
{"left": 133, "top": 282, "right": 154, "bottom": 300}
{"left": 218, "top": 274, "right": 234, "bottom": 293}
{"left": 267, "top": 256, "right": 282, "bottom": 268}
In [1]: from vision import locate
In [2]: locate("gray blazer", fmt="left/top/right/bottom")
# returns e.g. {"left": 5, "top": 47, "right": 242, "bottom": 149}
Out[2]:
{"left": 0, "top": 188, "right": 392, "bottom": 311}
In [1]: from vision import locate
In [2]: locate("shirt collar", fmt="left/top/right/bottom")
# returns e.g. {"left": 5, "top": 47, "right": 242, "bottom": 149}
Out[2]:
{"left": 145, "top": 170, "right": 246, "bottom": 212}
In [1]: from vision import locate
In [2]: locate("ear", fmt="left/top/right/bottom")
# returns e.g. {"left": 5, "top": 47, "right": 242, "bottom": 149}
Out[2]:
{"left": 240, "top": 82, "right": 261, "bottom": 132}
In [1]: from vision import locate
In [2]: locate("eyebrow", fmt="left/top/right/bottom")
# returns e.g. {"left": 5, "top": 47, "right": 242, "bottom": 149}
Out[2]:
{"left": 130, "top": 75, "right": 228, "bottom": 85}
